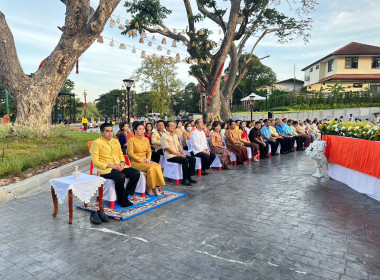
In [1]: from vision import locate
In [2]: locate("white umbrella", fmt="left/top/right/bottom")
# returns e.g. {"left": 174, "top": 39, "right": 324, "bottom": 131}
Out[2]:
{"left": 240, "top": 96, "right": 250, "bottom": 102}
{"left": 247, "top": 92, "right": 266, "bottom": 101}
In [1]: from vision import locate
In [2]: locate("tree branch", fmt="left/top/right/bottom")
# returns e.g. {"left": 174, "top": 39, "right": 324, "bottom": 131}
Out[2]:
{"left": 231, "top": 55, "right": 270, "bottom": 94}
{"left": 63, "top": 0, "right": 91, "bottom": 39}
{"left": 196, "top": 0, "right": 226, "bottom": 30}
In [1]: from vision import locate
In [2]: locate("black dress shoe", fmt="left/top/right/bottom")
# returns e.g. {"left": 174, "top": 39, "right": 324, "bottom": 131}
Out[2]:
{"left": 119, "top": 199, "right": 133, "bottom": 207}
{"left": 201, "top": 171, "right": 209, "bottom": 175}
{"left": 97, "top": 210, "right": 109, "bottom": 222}
{"left": 188, "top": 177, "right": 197, "bottom": 183}
{"left": 90, "top": 212, "right": 102, "bottom": 225}
{"left": 182, "top": 179, "right": 192, "bottom": 186}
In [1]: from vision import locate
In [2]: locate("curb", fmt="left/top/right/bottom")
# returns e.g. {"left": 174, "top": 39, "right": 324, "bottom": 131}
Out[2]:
{"left": 0, "top": 156, "right": 91, "bottom": 202}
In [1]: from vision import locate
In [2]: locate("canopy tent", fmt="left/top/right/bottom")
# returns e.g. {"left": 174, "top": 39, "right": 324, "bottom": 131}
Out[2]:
{"left": 240, "top": 93, "right": 266, "bottom": 102}
{"left": 247, "top": 92, "right": 266, "bottom": 100}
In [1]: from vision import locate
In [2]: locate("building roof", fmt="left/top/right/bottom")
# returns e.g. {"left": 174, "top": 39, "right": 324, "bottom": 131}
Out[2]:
{"left": 275, "top": 78, "right": 304, "bottom": 85}
{"left": 301, "top": 42, "right": 380, "bottom": 71}
{"left": 320, "top": 74, "right": 380, "bottom": 82}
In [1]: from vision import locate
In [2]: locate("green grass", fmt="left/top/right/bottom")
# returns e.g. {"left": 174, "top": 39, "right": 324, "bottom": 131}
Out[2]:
{"left": 0, "top": 131, "right": 100, "bottom": 178}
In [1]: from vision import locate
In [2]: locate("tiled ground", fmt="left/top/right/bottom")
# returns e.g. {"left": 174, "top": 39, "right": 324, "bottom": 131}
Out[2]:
{"left": 1, "top": 152, "right": 380, "bottom": 280}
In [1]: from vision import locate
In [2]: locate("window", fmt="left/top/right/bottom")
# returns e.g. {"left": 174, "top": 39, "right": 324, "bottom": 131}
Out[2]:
{"left": 372, "top": 57, "right": 380, "bottom": 68}
{"left": 316, "top": 64, "right": 320, "bottom": 70}
{"left": 353, "top": 83, "right": 363, "bottom": 88}
{"left": 345, "top": 57, "right": 358, "bottom": 69}
{"left": 328, "top": 60, "right": 334, "bottom": 72}
{"left": 310, "top": 67, "right": 313, "bottom": 72}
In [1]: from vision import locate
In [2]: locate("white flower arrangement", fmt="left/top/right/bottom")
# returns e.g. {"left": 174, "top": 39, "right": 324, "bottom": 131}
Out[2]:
{"left": 322, "top": 121, "right": 380, "bottom": 141}
{"left": 305, "top": 140, "right": 327, "bottom": 164}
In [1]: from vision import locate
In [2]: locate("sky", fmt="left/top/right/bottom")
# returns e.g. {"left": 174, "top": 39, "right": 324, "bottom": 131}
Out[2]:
{"left": 1, "top": 0, "right": 379, "bottom": 102}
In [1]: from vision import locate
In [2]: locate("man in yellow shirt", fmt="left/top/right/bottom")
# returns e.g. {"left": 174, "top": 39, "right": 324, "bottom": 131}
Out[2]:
{"left": 90, "top": 123, "right": 140, "bottom": 208}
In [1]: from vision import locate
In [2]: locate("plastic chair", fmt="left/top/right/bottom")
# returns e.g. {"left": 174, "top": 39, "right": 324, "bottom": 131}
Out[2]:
{"left": 160, "top": 154, "right": 183, "bottom": 185}
{"left": 186, "top": 140, "right": 202, "bottom": 176}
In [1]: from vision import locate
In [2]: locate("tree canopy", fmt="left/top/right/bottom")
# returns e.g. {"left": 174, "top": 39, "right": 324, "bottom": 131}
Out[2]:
{"left": 135, "top": 56, "right": 183, "bottom": 115}
{"left": 122, "top": 0, "right": 316, "bottom": 121}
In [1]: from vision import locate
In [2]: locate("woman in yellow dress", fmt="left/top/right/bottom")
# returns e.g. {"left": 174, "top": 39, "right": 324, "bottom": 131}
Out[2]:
{"left": 127, "top": 123, "right": 165, "bottom": 196}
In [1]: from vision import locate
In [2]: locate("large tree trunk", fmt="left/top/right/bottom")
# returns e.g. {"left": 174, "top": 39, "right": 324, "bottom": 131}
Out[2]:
{"left": 0, "top": 1, "right": 120, "bottom": 136}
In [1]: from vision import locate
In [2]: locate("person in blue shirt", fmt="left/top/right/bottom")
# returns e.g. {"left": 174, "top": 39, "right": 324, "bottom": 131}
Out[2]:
{"left": 261, "top": 119, "right": 279, "bottom": 156}
{"left": 275, "top": 119, "right": 294, "bottom": 153}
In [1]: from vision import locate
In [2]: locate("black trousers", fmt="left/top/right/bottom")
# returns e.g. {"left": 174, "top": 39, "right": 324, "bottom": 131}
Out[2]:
{"left": 168, "top": 156, "right": 196, "bottom": 180}
{"left": 294, "top": 136, "right": 306, "bottom": 150}
{"left": 192, "top": 151, "right": 216, "bottom": 171}
{"left": 266, "top": 140, "right": 279, "bottom": 155}
{"left": 101, "top": 168, "right": 140, "bottom": 206}
{"left": 275, "top": 138, "right": 290, "bottom": 153}
{"left": 151, "top": 149, "right": 164, "bottom": 163}
{"left": 253, "top": 140, "right": 269, "bottom": 158}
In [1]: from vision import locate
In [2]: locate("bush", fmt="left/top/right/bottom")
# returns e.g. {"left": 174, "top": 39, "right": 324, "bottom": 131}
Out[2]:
{"left": 12, "top": 125, "right": 42, "bottom": 139}
{"left": 269, "top": 106, "right": 292, "bottom": 111}
{"left": 48, "top": 124, "right": 71, "bottom": 138}
{"left": 0, "top": 124, "right": 12, "bottom": 139}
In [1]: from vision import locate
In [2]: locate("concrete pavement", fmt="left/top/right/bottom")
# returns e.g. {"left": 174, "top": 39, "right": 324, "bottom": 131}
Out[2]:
{"left": 1, "top": 152, "right": 380, "bottom": 279}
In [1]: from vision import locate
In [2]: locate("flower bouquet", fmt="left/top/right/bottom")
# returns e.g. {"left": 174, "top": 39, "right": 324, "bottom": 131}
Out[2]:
{"left": 305, "top": 140, "right": 327, "bottom": 177}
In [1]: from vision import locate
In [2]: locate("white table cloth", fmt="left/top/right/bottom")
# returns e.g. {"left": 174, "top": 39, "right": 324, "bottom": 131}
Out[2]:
{"left": 328, "top": 163, "right": 380, "bottom": 202}
{"left": 49, "top": 174, "right": 106, "bottom": 204}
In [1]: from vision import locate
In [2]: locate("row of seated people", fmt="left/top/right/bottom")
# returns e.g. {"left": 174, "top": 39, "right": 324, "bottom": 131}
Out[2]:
{"left": 90, "top": 117, "right": 321, "bottom": 208}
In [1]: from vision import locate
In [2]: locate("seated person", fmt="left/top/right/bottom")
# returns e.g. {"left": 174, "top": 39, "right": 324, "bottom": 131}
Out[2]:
{"left": 126, "top": 120, "right": 141, "bottom": 143}
{"left": 190, "top": 119, "right": 216, "bottom": 175}
{"left": 304, "top": 119, "right": 317, "bottom": 141}
{"left": 220, "top": 122, "right": 227, "bottom": 137}
{"left": 248, "top": 121, "right": 269, "bottom": 159}
{"left": 144, "top": 123, "right": 153, "bottom": 143}
{"left": 90, "top": 123, "right": 140, "bottom": 207}
{"left": 238, "top": 121, "right": 259, "bottom": 161}
{"left": 225, "top": 120, "right": 248, "bottom": 164}
{"left": 151, "top": 120, "right": 165, "bottom": 163}
{"left": 175, "top": 121, "right": 184, "bottom": 137}
{"left": 161, "top": 121, "right": 197, "bottom": 186}
{"left": 310, "top": 120, "right": 321, "bottom": 140}
{"left": 209, "top": 121, "right": 232, "bottom": 169}
{"left": 286, "top": 119, "right": 306, "bottom": 151}
{"left": 182, "top": 122, "right": 192, "bottom": 150}
{"left": 116, "top": 122, "right": 130, "bottom": 154}
{"left": 261, "top": 119, "right": 279, "bottom": 156}
{"left": 269, "top": 119, "right": 288, "bottom": 154}
{"left": 275, "top": 119, "right": 294, "bottom": 153}
{"left": 127, "top": 123, "right": 165, "bottom": 196}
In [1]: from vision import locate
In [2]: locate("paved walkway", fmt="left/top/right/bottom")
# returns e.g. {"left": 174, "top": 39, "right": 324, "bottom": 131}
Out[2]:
{"left": 1, "top": 153, "right": 380, "bottom": 280}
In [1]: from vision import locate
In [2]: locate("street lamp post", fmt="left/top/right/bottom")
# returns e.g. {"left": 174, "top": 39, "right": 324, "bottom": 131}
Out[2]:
{"left": 116, "top": 98, "right": 120, "bottom": 119}
{"left": 83, "top": 90, "right": 87, "bottom": 116}
{"left": 201, "top": 91, "right": 207, "bottom": 123}
{"left": 123, "top": 79, "right": 135, "bottom": 124}
{"left": 249, "top": 95, "right": 255, "bottom": 122}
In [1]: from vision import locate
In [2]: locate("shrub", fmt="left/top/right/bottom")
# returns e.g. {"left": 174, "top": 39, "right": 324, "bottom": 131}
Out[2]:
{"left": 48, "top": 124, "right": 71, "bottom": 138}
{"left": 12, "top": 126, "right": 42, "bottom": 139}
{"left": 0, "top": 124, "right": 12, "bottom": 139}
{"left": 269, "top": 106, "right": 291, "bottom": 111}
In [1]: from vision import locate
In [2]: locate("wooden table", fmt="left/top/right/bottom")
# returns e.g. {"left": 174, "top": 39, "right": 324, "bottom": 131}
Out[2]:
{"left": 49, "top": 174, "right": 106, "bottom": 224}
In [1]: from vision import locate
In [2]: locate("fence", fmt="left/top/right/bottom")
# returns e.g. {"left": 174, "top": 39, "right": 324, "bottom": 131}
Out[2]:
{"left": 233, "top": 91, "right": 380, "bottom": 112}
